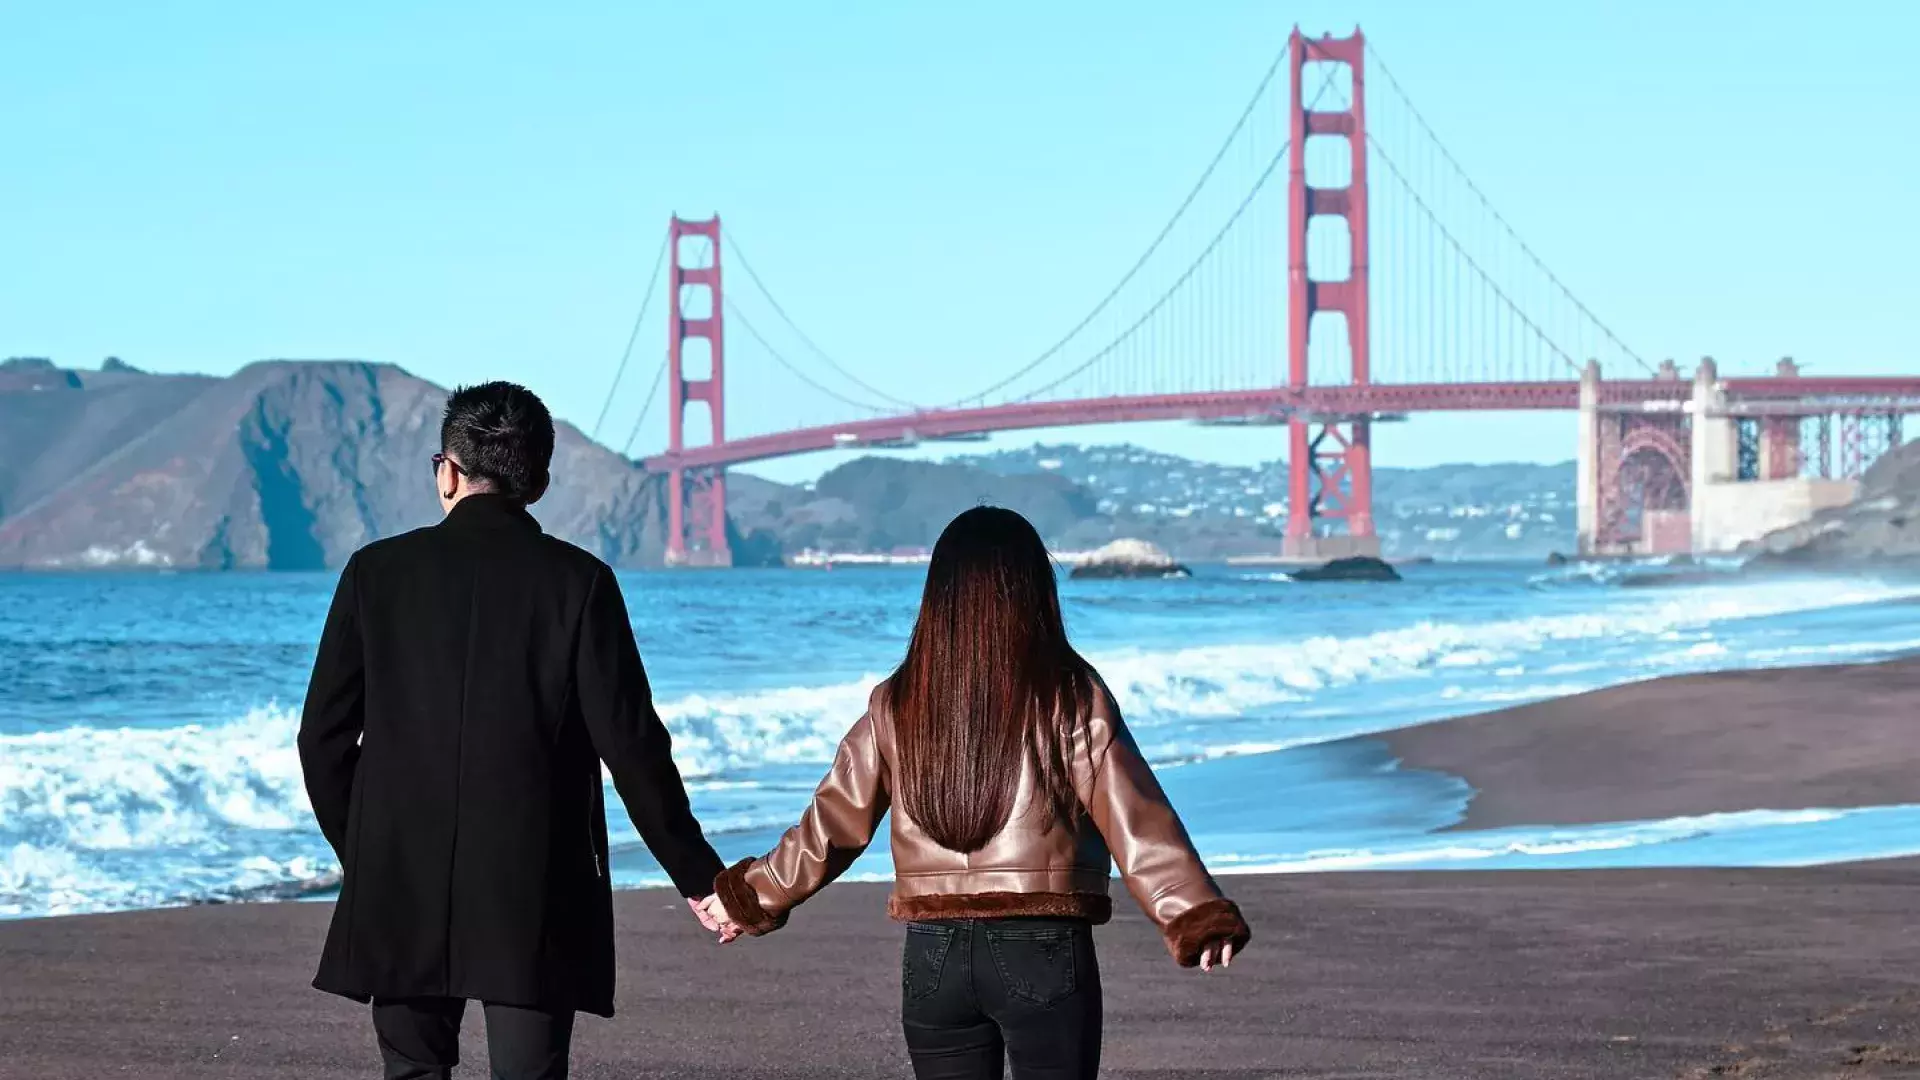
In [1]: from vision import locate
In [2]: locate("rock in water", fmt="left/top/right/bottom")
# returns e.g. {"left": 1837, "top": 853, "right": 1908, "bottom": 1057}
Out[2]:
{"left": 1291, "top": 556, "right": 1402, "bottom": 582}
{"left": 1068, "top": 538, "right": 1191, "bottom": 580}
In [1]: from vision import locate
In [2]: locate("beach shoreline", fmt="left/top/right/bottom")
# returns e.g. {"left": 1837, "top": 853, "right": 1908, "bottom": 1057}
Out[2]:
{"left": 4, "top": 867, "right": 1920, "bottom": 1079}
{"left": 1378, "top": 656, "right": 1920, "bottom": 831}
{"left": 7, "top": 660, "right": 1920, "bottom": 1076}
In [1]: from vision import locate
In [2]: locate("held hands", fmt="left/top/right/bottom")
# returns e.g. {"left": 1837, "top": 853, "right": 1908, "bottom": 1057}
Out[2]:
{"left": 693, "top": 896, "right": 1236, "bottom": 964}
{"left": 689, "top": 894, "right": 743, "bottom": 943}
{"left": 686, "top": 896, "right": 722, "bottom": 934}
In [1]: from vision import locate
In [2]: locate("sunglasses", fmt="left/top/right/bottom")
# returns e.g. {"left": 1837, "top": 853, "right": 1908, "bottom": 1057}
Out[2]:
{"left": 430, "top": 452, "right": 466, "bottom": 478}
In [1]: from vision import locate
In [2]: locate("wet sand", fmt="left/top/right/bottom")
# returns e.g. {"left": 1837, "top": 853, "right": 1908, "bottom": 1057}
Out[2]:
{"left": 4, "top": 868, "right": 1920, "bottom": 1079}
{"left": 1381, "top": 657, "right": 1920, "bottom": 829}
{"left": 6, "top": 658, "right": 1920, "bottom": 1078}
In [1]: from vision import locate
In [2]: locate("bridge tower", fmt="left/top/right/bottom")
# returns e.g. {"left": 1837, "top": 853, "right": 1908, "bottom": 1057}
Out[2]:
{"left": 1284, "top": 28, "right": 1379, "bottom": 559}
{"left": 665, "top": 215, "right": 732, "bottom": 567}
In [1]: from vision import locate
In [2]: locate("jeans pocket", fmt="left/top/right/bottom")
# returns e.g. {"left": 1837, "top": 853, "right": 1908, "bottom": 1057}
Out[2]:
{"left": 902, "top": 925, "right": 955, "bottom": 1001}
{"left": 985, "top": 926, "right": 1078, "bottom": 1007}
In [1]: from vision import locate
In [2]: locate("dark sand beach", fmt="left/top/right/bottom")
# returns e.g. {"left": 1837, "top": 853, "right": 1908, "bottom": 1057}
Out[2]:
{"left": 5, "top": 869, "right": 1920, "bottom": 1079}
{"left": 4, "top": 659, "right": 1919, "bottom": 1079}
{"left": 1383, "top": 657, "right": 1920, "bottom": 829}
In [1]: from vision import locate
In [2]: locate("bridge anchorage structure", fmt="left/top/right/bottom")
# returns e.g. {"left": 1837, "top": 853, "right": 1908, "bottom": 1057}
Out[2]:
{"left": 1577, "top": 357, "right": 1916, "bottom": 557}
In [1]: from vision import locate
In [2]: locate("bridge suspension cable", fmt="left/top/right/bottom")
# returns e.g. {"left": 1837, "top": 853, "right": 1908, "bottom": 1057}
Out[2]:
{"left": 1011, "top": 130, "right": 1293, "bottom": 402}
{"left": 614, "top": 233, "right": 695, "bottom": 456}
{"left": 624, "top": 33, "right": 1665, "bottom": 457}
{"left": 593, "top": 230, "right": 670, "bottom": 443}
{"left": 1367, "top": 133, "right": 1577, "bottom": 374}
{"left": 1365, "top": 42, "right": 1653, "bottom": 376}
{"left": 724, "top": 230, "right": 923, "bottom": 410}
{"left": 724, "top": 296, "right": 892, "bottom": 415}
{"left": 954, "top": 51, "right": 1347, "bottom": 406}
{"left": 939, "top": 36, "right": 1298, "bottom": 407}
{"left": 618, "top": 350, "right": 669, "bottom": 456}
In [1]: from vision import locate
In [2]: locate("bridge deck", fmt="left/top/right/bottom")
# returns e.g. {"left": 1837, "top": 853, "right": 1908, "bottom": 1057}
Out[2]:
{"left": 641, "top": 377, "right": 1920, "bottom": 472}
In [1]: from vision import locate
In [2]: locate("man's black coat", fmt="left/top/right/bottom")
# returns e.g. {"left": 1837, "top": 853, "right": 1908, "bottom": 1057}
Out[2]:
{"left": 297, "top": 494, "right": 722, "bottom": 1017}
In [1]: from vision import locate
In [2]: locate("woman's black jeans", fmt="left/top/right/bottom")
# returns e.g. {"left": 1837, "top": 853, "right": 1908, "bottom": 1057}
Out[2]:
{"left": 900, "top": 916, "right": 1102, "bottom": 1080}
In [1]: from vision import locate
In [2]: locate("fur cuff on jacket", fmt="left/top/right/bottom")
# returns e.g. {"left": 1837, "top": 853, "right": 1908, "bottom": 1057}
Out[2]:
{"left": 1165, "top": 898, "right": 1252, "bottom": 968}
{"left": 713, "top": 859, "right": 786, "bottom": 936}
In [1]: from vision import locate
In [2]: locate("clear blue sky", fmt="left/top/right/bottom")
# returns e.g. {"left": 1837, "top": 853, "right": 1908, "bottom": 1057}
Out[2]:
{"left": 4, "top": 1, "right": 1915, "bottom": 484}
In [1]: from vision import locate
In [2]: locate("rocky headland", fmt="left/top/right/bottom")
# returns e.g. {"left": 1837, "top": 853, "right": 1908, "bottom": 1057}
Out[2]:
{"left": 10, "top": 355, "right": 1908, "bottom": 572}
{"left": 0, "top": 358, "right": 1287, "bottom": 569}
{"left": 1743, "top": 440, "right": 1920, "bottom": 568}
{"left": 0, "top": 358, "right": 680, "bottom": 569}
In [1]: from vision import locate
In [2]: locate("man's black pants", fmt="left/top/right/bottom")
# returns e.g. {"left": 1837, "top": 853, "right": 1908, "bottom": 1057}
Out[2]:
{"left": 371, "top": 997, "right": 575, "bottom": 1080}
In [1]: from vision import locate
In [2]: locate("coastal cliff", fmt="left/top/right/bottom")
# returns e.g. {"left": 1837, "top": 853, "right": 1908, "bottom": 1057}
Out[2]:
{"left": 1, "top": 357, "right": 1601, "bottom": 568}
{"left": 0, "top": 359, "right": 694, "bottom": 569}
{"left": 1744, "top": 441, "right": 1920, "bottom": 567}
{"left": 0, "top": 359, "right": 1292, "bottom": 569}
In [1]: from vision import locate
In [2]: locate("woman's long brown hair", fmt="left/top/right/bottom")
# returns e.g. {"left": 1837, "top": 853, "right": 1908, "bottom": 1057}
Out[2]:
{"left": 888, "top": 506, "right": 1094, "bottom": 853}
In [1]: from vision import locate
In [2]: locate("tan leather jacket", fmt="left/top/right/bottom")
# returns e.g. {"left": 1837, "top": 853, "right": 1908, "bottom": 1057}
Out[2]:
{"left": 713, "top": 680, "right": 1251, "bottom": 967}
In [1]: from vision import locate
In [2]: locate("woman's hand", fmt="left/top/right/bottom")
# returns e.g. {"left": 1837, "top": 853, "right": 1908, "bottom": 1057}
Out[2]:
{"left": 1198, "top": 939, "right": 1235, "bottom": 972}
{"left": 699, "top": 893, "right": 744, "bottom": 943}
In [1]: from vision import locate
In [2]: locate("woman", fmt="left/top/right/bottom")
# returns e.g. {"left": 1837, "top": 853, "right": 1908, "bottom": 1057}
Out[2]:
{"left": 705, "top": 506, "right": 1250, "bottom": 1079}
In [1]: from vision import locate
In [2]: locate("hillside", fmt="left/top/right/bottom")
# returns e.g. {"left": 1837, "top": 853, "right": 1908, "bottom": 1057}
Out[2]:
{"left": 0, "top": 358, "right": 704, "bottom": 569}
{"left": 2, "top": 359, "right": 1581, "bottom": 568}
{"left": 957, "top": 444, "right": 1575, "bottom": 558}
{"left": 728, "top": 456, "right": 1291, "bottom": 559}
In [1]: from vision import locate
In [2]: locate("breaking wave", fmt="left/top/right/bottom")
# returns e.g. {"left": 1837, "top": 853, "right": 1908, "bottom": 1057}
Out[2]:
{"left": 1208, "top": 809, "right": 1851, "bottom": 873}
{"left": 5, "top": 575, "right": 1918, "bottom": 916}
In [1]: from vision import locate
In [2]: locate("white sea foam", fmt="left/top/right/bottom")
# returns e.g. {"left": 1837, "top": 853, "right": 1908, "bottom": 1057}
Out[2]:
{"left": 1088, "top": 577, "right": 1920, "bottom": 728}
{"left": 0, "top": 704, "right": 310, "bottom": 854}
{"left": 4, "top": 576, "right": 1915, "bottom": 916}
{"left": 1209, "top": 808, "right": 1850, "bottom": 874}
{"left": 8, "top": 578, "right": 1909, "bottom": 854}
{"left": 1144, "top": 740, "right": 1317, "bottom": 770}
{"left": 0, "top": 704, "right": 324, "bottom": 916}
{"left": 1742, "top": 638, "right": 1920, "bottom": 663}
{"left": 1436, "top": 682, "right": 1597, "bottom": 705}
{"left": 655, "top": 677, "right": 885, "bottom": 778}
{"left": 643, "top": 584, "right": 1794, "bottom": 779}
{"left": 0, "top": 843, "right": 124, "bottom": 916}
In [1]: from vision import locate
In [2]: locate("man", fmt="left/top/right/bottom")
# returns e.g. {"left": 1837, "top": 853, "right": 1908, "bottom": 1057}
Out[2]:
{"left": 298, "top": 381, "right": 724, "bottom": 1080}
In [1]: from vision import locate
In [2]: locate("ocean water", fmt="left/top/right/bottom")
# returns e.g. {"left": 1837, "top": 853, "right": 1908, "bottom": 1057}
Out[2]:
{"left": 4, "top": 561, "right": 1920, "bottom": 918}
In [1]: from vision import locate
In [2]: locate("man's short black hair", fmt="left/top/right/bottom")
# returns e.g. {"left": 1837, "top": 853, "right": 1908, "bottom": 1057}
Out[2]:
{"left": 440, "top": 381, "right": 555, "bottom": 502}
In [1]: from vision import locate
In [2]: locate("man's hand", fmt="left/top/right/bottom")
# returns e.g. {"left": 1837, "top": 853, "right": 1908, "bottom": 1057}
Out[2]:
{"left": 687, "top": 896, "right": 722, "bottom": 933}
{"left": 699, "top": 894, "right": 744, "bottom": 943}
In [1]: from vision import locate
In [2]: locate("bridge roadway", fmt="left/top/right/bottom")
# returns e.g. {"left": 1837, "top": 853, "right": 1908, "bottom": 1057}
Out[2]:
{"left": 641, "top": 377, "right": 1920, "bottom": 473}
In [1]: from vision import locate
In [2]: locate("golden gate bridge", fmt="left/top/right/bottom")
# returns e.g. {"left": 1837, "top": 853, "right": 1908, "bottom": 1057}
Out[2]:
{"left": 593, "top": 27, "right": 1920, "bottom": 567}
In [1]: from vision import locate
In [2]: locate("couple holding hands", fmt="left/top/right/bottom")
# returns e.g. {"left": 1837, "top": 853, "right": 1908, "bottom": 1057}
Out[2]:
{"left": 298, "top": 382, "right": 1249, "bottom": 1080}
